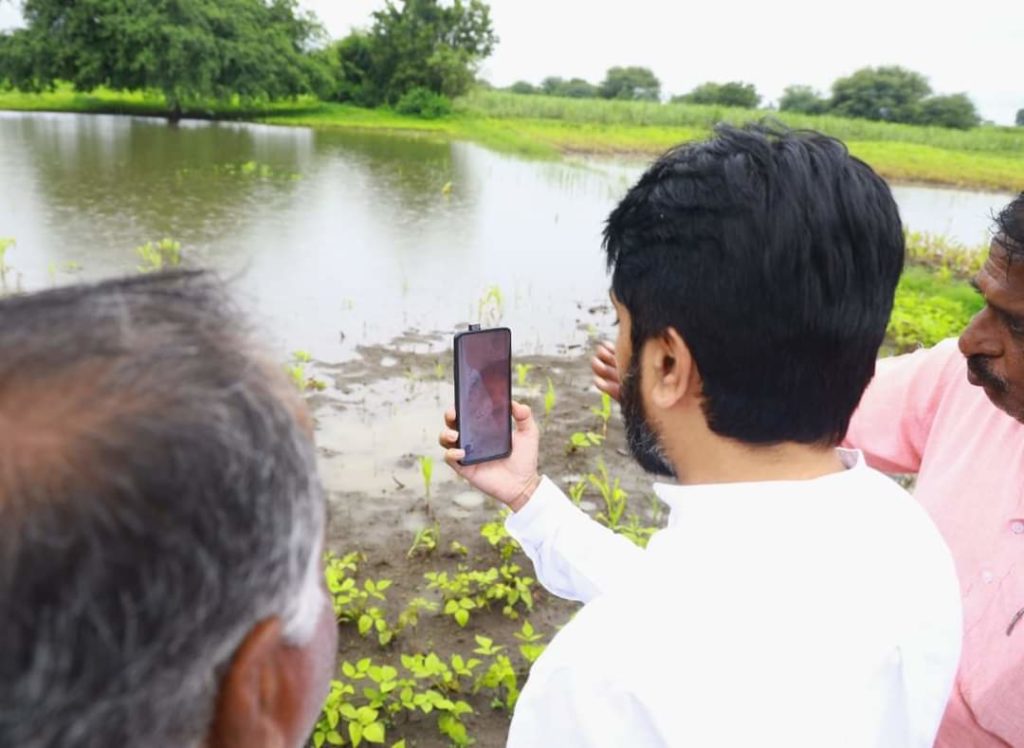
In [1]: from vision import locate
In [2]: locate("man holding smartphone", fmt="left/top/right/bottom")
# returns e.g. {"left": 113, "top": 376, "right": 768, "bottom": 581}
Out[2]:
{"left": 440, "top": 124, "right": 962, "bottom": 747}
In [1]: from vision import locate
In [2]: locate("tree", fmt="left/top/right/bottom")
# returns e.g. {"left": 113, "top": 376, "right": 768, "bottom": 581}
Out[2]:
{"left": 0, "top": 0, "right": 330, "bottom": 119}
{"left": 674, "top": 81, "right": 760, "bottom": 108}
{"left": 1016, "top": 109, "right": 1024, "bottom": 127}
{"left": 538, "top": 75, "right": 598, "bottom": 98}
{"left": 507, "top": 80, "right": 536, "bottom": 95}
{"left": 337, "top": 0, "right": 498, "bottom": 105}
{"left": 829, "top": 66, "right": 931, "bottom": 123}
{"left": 598, "top": 66, "right": 660, "bottom": 101}
{"left": 915, "top": 93, "right": 980, "bottom": 129}
{"left": 778, "top": 85, "right": 828, "bottom": 115}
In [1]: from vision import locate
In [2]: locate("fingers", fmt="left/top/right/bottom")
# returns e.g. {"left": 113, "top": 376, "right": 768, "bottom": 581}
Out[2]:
{"left": 593, "top": 375, "right": 622, "bottom": 402}
{"left": 590, "top": 354, "right": 618, "bottom": 382}
{"left": 444, "top": 406, "right": 457, "bottom": 430}
{"left": 438, "top": 427, "right": 459, "bottom": 449}
{"left": 596, "top": 340, "right": 617, "bottom": 365}
{"left": 443, "top": 447, "right": 467, "bottom": 469}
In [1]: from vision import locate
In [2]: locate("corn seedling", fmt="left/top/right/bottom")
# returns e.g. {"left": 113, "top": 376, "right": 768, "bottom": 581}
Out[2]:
{"left": 407, "top": 524, "right": 439, "bottom": 558}
{"left": 592, "top": 391, "right": 613, "bottom": 435}
{"left": 568, "top": 480, "right": 587, "bottom": 505}
{"left": 544, "top": 378, "right": 556, "bottom": 418}
{"left": 419, "top": 455, "right": 434, "bottom": 500}
{"left": 448, "top": 540, "right": 470, "bottom": 558}
{"left": 0, "top": 238, "right": 14, "bottom": 290}
{"left": 136, "top": 238, "right": 182, "bottom": 273}
{"left": 589, "top": 458, "right": 628, "bottom": 530}
{"left": 477, "top": 285, "right": 505, "bottom": 326}
{"left": 515, "top": 363, "right": 534, "bottom": 387}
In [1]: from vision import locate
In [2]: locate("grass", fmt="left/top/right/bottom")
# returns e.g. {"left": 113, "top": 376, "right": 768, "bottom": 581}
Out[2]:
{"left": 3, "top": 86, "right": 1024, "bottom": 190}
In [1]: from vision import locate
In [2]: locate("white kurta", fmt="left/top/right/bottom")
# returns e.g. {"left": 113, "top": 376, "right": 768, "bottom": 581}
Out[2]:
{"left": 505, "top": 451, "right": 962, "bottom": 748}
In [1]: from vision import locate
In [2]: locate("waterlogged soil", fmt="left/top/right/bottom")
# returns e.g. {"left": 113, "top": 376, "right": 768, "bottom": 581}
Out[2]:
{"left": 307, "top": 326, "right": 665, "bottom": 748}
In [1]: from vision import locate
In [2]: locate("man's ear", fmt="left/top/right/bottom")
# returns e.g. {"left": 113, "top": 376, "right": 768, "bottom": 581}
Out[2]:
{"left": 643, "top": 327, "right": 697, "bottom": 411}
{"left": 208, "top": 618, "right": 294, "bottom": 748}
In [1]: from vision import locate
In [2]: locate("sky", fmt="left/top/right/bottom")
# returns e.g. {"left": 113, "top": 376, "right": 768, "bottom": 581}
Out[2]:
{"left": 1, "top": 0, "right": 1021, "bottom": 124}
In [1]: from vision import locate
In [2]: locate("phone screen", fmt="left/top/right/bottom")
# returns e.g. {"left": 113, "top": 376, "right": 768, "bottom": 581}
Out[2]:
{"left": 454, "top": 327, "right": 512, "bottom": 465}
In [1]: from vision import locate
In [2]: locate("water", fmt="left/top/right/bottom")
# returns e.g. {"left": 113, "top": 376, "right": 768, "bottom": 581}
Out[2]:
{"left": 0, "top": 111, "right": 1012, "bottom": 360}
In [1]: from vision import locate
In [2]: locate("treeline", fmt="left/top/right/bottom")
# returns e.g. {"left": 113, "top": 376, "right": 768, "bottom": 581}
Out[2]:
{"left": 0, "top": 0, "right": 497, "bottom": 119}
{"left": 0, "top": 1, "right": 1017, "bottom": 129}
{"left": 507, "top": 66, "right": 996, "bottom": 131}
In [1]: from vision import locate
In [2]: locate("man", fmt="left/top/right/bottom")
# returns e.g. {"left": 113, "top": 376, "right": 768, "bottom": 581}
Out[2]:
{"left": 592, "top": 193, "right": 1024, "bottom": 747}
{"left": 0, "top": 271, "right": 337, "bottom": 748}
{"left": 441, "top": 124, "right": 962, "bottom": 747}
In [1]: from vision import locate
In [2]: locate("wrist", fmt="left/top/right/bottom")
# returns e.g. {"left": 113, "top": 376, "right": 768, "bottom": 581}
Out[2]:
{"left": 507, "top": 473, "right": 542, "bottom": 513}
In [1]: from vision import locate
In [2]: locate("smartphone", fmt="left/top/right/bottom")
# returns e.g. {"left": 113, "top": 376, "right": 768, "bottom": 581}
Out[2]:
{"left": 453, "top": 326, "right": 512, "bottom": 465}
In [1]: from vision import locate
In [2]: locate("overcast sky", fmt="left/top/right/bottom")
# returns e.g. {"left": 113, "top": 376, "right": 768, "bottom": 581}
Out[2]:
{"left": 2, "top": 0, "right": 1020, "bottom": 124}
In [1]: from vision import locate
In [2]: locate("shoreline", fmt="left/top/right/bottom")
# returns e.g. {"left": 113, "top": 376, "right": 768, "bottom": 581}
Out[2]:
{"left": 2, "top": 90, "right": 1022, "bottom": 193}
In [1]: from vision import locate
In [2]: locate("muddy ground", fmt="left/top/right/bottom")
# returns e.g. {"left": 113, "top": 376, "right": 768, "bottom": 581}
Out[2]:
{"left": 306, "top": 326, "right": 665, "bottom": 747}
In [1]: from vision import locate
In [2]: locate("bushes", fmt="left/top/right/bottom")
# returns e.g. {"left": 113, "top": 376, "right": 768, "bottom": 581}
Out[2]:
{"left": 395, "top": 87, "right": 452, "bottom": 118}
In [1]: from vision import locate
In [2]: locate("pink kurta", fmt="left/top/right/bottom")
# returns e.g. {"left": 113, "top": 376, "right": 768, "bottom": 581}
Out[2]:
{"left": 846, "top": 339, "right": 1024, "bottom": 747}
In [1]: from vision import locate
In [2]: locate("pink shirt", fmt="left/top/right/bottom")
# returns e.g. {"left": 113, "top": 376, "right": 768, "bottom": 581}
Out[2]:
{"left": 846, "top": 339, "right": 1024, "bottom": 747}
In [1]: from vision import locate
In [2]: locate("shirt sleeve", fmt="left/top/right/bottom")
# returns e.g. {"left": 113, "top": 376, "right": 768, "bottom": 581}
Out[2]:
{"left": 507, "top": 665, "right": 666, "bottom": 748}
{"left": 505, "top": 476, "right": 645, "bottom": 604}
{"left": 843, "top": 340, "right": 963, "bottom": 475}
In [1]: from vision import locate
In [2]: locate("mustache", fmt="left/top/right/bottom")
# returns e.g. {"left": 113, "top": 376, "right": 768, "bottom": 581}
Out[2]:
{"left": 968, "top": 356, "right": 1008, "bottom": 394}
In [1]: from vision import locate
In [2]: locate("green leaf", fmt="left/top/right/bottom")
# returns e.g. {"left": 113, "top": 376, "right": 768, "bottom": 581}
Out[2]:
{"left": 363, "top": 722, "right": 386, "bottom": 744}
{"left": 349, "top": 721, "right": 363, "bottom": 747}
{"left": 454, "top": 608, "right": 470, "bottom": 627}
{"left": 326, "top": 731, "right": 345, "bottom": 746}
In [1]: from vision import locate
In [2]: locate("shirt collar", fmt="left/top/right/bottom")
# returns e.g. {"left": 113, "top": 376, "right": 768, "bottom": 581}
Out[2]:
{"left": 652, "top": 448, "right": 866, "bottom": 527}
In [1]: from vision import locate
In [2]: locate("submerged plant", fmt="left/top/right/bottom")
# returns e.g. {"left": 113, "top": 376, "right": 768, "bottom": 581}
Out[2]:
{"left": 136, "top": 237, "right": 182, "bottom": 273}
{"left": 477, "top": 285, "right": 505, "bottom": 326}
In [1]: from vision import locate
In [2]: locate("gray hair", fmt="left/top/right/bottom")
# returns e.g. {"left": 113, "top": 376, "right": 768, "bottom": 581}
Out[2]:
{"left": 0, "top": 271, "right": 325, "bottom": 748}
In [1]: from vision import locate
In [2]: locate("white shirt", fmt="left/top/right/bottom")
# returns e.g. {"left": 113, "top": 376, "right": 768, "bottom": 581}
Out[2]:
{"left": 505, "top": 450, "right": 962, "bottom": 748}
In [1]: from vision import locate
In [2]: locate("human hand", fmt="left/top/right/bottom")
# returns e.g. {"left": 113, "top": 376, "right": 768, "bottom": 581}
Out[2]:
{"left": 439, "top": 401, "right": 541, "bottom": 513}
{"left": 591, "top": 340, "right": 621, "bottom": 402}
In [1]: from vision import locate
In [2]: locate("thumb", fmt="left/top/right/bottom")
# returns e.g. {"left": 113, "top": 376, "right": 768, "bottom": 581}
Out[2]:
{"left": 511, "top": 401, "right": 535, "bottom": 431}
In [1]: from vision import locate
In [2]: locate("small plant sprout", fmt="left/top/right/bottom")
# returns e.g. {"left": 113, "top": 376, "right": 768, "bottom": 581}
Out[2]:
{"left": 592, "top": 391, "right": 613, "bottom": 435}
{"left": 477, "top": 285, "right": 505, "bottom": 326}
{"left": 567, "top": 431, "right": 604, "bottom": 453}
{"left": 590, "top": 458, "right": 628, "bottom": 530}
{"left": 136, "top": 237, "right": 182, "bottom": 273}
{"left": 434, "top": 360, "right": 445, "bottom": 379}
{"left": 292, "top": 349, "right": 313, "bottom": 363}
{"left": 407, "top": 524, "right": 439, "bottom": 558}
{"left": 0, "top": 237, "right": 14, "bottom": 290}
{"left": 515, "top": 363, "right": 534, "bottom": 387}
{"left": 544, "top": 378, "right": 556, "bottom": 418}
{"left": 568, "top": 480, "right": 587, "bottom": 505}
{"left": 448, "top": 540, "right": 470, "bottom": 558}
{"left": 514, "top": 620, "right": 547, "bottom": 664}
{"left": 419, "top": 455, "right": 434, "bottom": 499}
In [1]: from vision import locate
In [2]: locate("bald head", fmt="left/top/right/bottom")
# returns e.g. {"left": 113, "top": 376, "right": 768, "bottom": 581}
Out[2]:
{"left": 0, "top": 271, "right": 331, "bottom": 748}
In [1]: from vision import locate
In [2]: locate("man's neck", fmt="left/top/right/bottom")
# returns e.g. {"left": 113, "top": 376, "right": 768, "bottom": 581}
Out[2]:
{"left": 667, "top": 436, "right": 846, "bottom": 486}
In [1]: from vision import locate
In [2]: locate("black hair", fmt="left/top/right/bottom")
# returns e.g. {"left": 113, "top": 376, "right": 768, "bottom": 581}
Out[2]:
{"left": 994, "top": 191, "right": 1024, "bottom": 259}
{"left": 604, "top": 122, "right": 905, "bottom": 445}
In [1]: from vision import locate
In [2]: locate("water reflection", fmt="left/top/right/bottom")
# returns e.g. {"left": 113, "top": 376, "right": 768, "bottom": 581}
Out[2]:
{"left": 0, "top": 111, "right": 1013, "bottom": 360}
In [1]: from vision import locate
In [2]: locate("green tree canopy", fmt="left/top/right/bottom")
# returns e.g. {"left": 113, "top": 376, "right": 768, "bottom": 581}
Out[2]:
{"left": 507, "top": 80, "right": 537, "bottom": 95}
{"left": 829, "top": 66, "right": 931, "bottom": 122}
{"left": 538, "top": 75, "right": 598, "bottom": 98}
{"left": 0, "top": 0, "right": 329, "bottom": 118}
{"left": 915, "top": 93, "right": 980, "bottom": 129}
{"left": 778, "top": 85, "right": 828, "bottom": 115}
{"left": 598, "top": 66, "right": 660, "bottom": 101}
{"left": 1016, "top": 109, "right": 1024, "bottom": 127}
{"left": 332, "top": 0, "right": 498, "bottom": 105}
{"left": 674, "top": 81, "right": 760, "bottom": 108}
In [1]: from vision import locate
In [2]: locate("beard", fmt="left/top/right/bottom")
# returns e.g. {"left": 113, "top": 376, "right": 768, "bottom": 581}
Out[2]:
{"left": 619, "top": 357, "right": 676, "bottom": 478}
